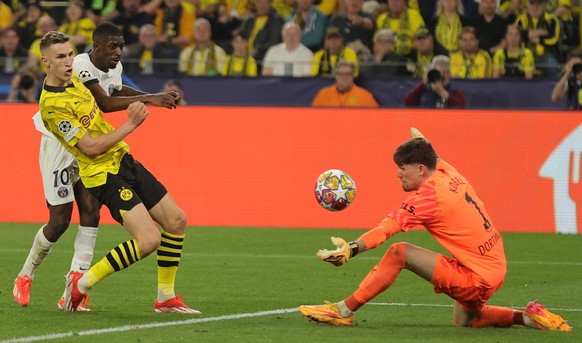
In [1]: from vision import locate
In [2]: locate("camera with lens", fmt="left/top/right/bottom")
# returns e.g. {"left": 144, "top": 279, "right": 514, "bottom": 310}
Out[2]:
{"left": 572, "top": 63, "right": 582, "bottom": 75}
{"left": 427, "top": 69, "right": 442, "bottom": 83}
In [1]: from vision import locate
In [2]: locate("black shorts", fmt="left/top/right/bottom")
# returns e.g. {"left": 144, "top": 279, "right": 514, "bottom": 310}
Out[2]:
{"left": 87, "top": 153, "right": 167, "bottom": 224}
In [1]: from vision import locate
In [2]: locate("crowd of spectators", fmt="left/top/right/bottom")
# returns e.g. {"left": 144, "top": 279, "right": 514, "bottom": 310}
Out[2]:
{"left": 0, "top": 0, "right": 581, "bottom": 107}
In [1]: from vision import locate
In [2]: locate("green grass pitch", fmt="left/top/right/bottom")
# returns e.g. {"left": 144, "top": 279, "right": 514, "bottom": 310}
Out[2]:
{"left": 0, "top": 224, "right": 580, "bottom": 342}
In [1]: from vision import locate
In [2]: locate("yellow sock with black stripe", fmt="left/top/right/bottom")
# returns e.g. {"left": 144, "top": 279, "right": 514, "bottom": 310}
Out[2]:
{"left": 157, "top": 230, "right": 184, "bottom": 302}
{"left": 80, "top": 240, "right": 142, "bottom": 292}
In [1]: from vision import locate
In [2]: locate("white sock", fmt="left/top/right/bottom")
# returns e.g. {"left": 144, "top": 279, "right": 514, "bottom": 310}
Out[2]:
{"left": 523, "top": 313, "right": 535, "bottom": 328}
{"left": 158, "top": 285, "right": 176, "bottom": 303}
{"left": 62, "top": 225, "right": 98, "bottom": 298}
{"left": 19, "top": 225, "right": 55, "bottom": 279}
{"left": 337, "top": 300, "right": 353, "bottom": 317}
{"left": 78, "top": 274, "right": 91, "bottom": 294}
{"left": 69, "top": 225, "right": 98, "bottom": 272}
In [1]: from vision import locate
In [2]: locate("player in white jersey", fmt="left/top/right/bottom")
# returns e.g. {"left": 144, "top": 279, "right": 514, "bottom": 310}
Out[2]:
{"left": 14, "top": 23, "right": 180, "bottom": 310}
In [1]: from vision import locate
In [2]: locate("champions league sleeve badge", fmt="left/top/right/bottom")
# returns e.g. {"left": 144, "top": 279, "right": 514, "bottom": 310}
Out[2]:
{"left": 78, "top": 69, "right": 92, "bottom": 81}
{"left": 58, "top": 120, "right": 72, "bottom": 133}
{"left": 58, "top": 120, "right": 80, "bottom": 142}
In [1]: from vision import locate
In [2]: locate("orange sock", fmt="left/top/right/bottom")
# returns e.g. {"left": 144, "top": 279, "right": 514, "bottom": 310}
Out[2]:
{"left": 345, "top": 242, "right": 406, "bottom": 312}
{"left": 468, "top": 306, "right": 524, "bottom": 328}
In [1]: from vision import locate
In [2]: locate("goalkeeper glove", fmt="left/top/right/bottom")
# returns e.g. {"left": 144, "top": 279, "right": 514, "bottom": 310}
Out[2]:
{"left": 316, "top": 236, "right": 359, "bottom": 266}
{"left": 410, "top": 127, "right": 426, "bottom": 140}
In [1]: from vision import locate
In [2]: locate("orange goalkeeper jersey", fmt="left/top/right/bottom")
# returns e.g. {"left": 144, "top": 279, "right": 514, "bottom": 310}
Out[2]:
{"left": 387, "top": 160, "right": 506, "bottom": 286}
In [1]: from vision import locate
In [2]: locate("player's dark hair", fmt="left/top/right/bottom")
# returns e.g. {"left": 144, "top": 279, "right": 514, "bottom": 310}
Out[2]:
{"left": 39, "top": 31, "right": 70, "bottom": 52}
{"left": 92, "top": 22, "right": 123, "bottom": 42}
{"left": 393, "top": 138, "right": 437, "bottom": 170}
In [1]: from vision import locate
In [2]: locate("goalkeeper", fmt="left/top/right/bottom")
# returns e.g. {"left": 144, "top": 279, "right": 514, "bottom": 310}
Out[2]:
{"left": 299, "top": 128, "right": 572, "bottom": 331}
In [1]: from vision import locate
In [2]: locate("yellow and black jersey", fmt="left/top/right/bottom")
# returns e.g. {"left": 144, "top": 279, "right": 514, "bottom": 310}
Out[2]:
{"left": 40, "top": 75, "right": 129, "bottom": 188}
{"left": 376, "top": 8, "right": 426, "bottom": 55}
{"left": 493, "top": 48, "right": 536, "bottom": 77}
{"left": 312, "top": 47, "right": 359, "bottom": 77}
{"left": 223, "top": 54, "right": 258, "bottom": 77}
{"left": 515, "top": 12, "right": 560, "bottom": 57}
{"left": 450, "top": 49, "right": 493, "bottom": 79}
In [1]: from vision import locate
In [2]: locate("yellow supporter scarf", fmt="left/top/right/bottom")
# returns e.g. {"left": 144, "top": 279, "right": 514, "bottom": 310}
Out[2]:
{"left": 435, "top": 14, "right": 462, "bottom": 52}
{"left": 382, "top": 10, "right": 411, "bottom": 55}
{"left": 294, "top": 11, "right": 305, "bottom": 28}
{"left": 139, "top": 50, "right": 153, "bottom": 71}
{"left": 464, "top": 56, "right": 475, "bottom": 78}
{"left": 187, "top": 42, "right": 218, "bottom": 76}
{"left": 415, "top": 51, "right": 433, "bottom": 78}
{"left": 318, "top": 48, "right": 346, "bottom": 76}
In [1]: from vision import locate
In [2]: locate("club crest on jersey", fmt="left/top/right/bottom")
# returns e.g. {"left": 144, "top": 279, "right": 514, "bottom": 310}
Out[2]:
{"left": 119, "top": 188, "right": 133, "bottom": 201}
{"left": 58, "top": 120, "right": 72, "bottom": 133}
{"left": 58, "top": 186, "right": 68, "bottom": 198}
{"left": 108, "top": 84, "right": 115, "bottom": 96}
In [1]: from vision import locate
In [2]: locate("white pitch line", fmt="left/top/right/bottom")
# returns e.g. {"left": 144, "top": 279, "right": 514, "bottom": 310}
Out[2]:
{"left": 0, "top": 308, "right": 299, "bottom": 343}
{"left": 2, "top": 302, "right": 581, "bottom": 343}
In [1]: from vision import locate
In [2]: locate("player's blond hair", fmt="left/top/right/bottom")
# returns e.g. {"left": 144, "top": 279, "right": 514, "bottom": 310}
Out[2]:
{"left": 39, "top": 31, "right": 70, "bottom": 53}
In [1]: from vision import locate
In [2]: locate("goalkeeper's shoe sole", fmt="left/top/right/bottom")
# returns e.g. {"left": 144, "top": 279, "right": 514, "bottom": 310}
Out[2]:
{"left": 525, "top": 300, "right": 572, "bottom": 332}
{"left": 58, "top": 296, "right": 91, "bottom": 311}
{"left": 13, "top": 275, "right": 32, "bottom": 306}
{"left": 299, "top": 301, "right": 353, "bottom": 326}
{"left": 154, "top": 295, "right": 202, "bottom": 314}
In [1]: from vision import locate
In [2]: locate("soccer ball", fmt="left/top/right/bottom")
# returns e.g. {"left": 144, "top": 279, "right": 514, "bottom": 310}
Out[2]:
{"left": 314, "top": 169, "right": 356, "bottom": 211}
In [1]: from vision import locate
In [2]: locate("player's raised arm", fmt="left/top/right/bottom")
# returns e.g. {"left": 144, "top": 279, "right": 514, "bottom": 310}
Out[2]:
{"left": 112, "top": 85, "right": 181, "bottom": 109}
{"left": 76, "top": 101, "right": 148, "bottom": 157}
{"left": 85, "top": 82, "right": 178, "bottom": 112}
{"left": 116, "top": 85, "right": 181, "bottom": 109}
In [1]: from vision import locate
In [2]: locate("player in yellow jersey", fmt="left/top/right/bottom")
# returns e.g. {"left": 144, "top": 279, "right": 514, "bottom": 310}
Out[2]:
{"left": 38, "top": 31, "right": 199, "bottom": 313}
{"left": 300, "top": 128, "right": 571, "bottom": 332}
{"left": 14, "top": 23, "right": 184, "bottom": 312}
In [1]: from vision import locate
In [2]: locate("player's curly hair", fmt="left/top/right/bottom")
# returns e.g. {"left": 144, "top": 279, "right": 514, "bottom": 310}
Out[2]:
{"left": 39, "top": 31, "right": 70, "bottom": 52}
{"left": 393, "top": 138, "right": 437, "bottom": 170}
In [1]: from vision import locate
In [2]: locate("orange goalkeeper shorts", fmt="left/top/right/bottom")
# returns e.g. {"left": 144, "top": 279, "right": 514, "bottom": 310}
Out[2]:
{"left": 431, "top": 255, "right": 504, "bottom": 312}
